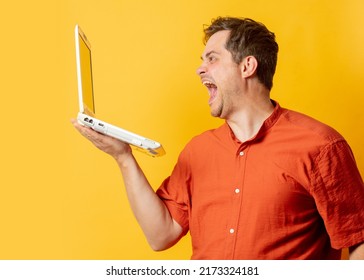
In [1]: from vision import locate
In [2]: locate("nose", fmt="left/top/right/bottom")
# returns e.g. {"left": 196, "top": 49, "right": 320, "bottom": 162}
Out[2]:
{"left": 196, "top": 63, "right": 207, "bottom": 76}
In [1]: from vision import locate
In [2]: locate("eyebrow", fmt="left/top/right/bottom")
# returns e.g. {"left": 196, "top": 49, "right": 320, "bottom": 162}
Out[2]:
{"left": 200, "top": 50, "right": 219, "bottom": 61}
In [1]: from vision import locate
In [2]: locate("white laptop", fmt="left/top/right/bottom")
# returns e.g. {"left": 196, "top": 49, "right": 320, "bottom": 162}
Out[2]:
{"left": 74, "top": 25, "right": 165, "bottom": 157}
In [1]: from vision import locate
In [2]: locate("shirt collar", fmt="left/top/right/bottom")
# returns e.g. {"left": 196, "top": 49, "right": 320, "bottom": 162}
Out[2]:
{"left": 225, "top": 99, "right": 282, "bottom": 147}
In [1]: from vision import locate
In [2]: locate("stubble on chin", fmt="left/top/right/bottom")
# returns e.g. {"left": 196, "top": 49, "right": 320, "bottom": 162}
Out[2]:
{"left": 210, "top": 102, "right": 224, "bottom": 118}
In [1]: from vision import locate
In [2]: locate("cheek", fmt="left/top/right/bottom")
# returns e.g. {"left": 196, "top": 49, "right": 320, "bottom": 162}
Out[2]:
{"left": 212, "top": 63, "right": 241, "bottom": 91}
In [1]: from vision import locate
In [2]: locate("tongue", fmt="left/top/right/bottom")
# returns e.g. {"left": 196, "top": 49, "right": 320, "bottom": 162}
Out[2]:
{"left": 208, "top": 87, "right": 217, "bottom": 104}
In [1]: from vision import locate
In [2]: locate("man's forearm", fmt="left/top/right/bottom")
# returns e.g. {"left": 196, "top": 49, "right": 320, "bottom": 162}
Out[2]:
{"left": 116, "top": 153, "right": 183, "bottom": 251}
{"left": 349, "top": 242, "right": 364, "bottom": 259}
{"left": 71, "top": 120, "right": 182, "bottom": 251}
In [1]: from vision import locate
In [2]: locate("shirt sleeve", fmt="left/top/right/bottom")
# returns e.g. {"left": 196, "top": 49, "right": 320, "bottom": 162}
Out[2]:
{"left": 312, "top": 139, "right": 364, "bottom": 249}
{"left": 156, "top": 147, "right": 191, "bottom": 236}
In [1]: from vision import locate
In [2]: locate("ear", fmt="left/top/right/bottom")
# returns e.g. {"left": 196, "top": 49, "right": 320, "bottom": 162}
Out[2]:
{"left": 240, "top": 56, "right": 258, "bottom": 78}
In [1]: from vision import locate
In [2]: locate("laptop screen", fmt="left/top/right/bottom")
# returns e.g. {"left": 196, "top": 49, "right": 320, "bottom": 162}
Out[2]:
{"left": 77, "top": 30, "right": 95, "bottom": 115}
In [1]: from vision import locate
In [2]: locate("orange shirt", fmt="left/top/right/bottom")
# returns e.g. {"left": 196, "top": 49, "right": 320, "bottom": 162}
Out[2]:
{"left": 156, "top": 102, "right": 364, "bottom": 259}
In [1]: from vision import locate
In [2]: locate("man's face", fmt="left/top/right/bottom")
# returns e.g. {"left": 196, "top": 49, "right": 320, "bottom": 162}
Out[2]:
{"left": 197, "top": 30, "right": 243, "bottom": 119}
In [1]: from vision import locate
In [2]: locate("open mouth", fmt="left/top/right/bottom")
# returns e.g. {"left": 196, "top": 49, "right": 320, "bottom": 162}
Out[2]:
{"left": 202, "top": 81, "right": 217, "bottom": 104}
{"left": 203, "top": 81, "right": 218, "bottom": 105}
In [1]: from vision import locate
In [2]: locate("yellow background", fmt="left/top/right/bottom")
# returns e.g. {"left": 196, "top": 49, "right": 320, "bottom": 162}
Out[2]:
{"left": 0, "top": 0, "right": 363, "bottom": 259}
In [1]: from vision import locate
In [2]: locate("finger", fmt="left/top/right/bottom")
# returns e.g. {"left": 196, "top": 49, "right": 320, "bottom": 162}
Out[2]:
{"left": 71, "top": 118, "right": 99, "bottom": 140}
{"left": 80, "top": 127, "right": 100, "bottom": 141}
{"left": 71, "top": 118, "right": 86, "bottom": 130}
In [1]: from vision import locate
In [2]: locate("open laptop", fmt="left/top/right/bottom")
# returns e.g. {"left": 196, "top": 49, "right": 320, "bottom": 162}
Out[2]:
{"left": 74, "top": 25, "right": 165, "bottom": 157}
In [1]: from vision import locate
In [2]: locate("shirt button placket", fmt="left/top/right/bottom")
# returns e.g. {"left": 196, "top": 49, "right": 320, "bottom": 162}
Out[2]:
{"left": 227, "top": 146, "right": 247, "bottom": 258}
{"left": 230, "top": 188, "right": 240, "bottom": 234}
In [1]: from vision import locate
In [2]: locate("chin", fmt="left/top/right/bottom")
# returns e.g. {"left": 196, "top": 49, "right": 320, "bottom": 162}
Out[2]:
{"left": 209, "top": 99, "right": 223, "bottom": 118}
{"left": 210, "top": 108, "right": 224, "bottom": 118}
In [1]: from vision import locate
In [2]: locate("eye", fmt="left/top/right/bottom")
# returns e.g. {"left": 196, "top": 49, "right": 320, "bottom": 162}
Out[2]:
{"left": 208, "top": 56, "right": 216, "bottom": 63}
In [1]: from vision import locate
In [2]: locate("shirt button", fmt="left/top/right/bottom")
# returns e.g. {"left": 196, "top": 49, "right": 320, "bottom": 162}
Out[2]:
{"left": 239, "top": 151, "right": 244, "bottom": 156}
{"left": 229, "top": 228, "right": 235, "bottom": 234}
{"left": 235, "top": 188, "right": 240, "bottom": 194}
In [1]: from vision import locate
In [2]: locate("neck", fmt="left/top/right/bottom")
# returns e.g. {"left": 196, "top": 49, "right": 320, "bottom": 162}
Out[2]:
{"left": 226, "top": 93, "right": 274, "bottom": 143}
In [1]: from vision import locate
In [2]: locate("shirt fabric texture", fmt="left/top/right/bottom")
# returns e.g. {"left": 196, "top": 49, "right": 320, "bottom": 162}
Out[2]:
{"left": 156, "top": 101, "right": 364, "bottom": 259}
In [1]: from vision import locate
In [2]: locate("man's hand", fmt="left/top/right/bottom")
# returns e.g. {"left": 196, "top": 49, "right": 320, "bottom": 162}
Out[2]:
{"left": 71, "top": 119, "right": 132, "bottom": 161}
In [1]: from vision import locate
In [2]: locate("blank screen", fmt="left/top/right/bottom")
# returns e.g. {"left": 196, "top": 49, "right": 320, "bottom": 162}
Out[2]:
{"left": 79, "top": 33, "right": 95, "bottom": 114}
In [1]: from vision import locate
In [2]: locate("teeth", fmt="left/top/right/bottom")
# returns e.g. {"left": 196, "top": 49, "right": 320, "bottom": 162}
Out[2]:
{"left": 203, "top": 81, "right": 216, "bottom": 87}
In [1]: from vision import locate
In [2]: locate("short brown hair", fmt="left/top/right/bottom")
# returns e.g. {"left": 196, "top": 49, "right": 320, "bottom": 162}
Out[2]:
{"left": 203, "top": 17, "right": 278, "bottom": 90}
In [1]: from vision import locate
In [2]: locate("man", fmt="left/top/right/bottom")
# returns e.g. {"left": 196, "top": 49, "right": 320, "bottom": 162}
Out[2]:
{"left": 72, "top": 17, "right": 364, "bottom": 259}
